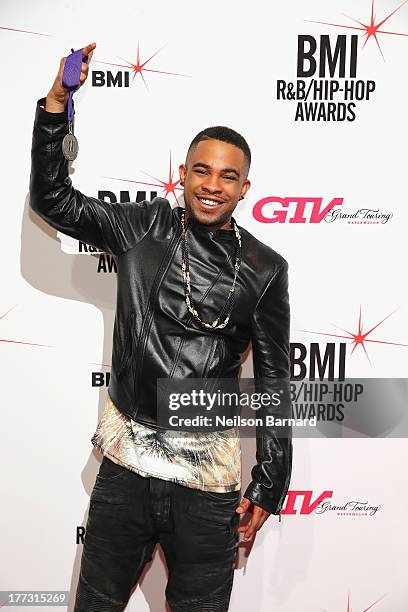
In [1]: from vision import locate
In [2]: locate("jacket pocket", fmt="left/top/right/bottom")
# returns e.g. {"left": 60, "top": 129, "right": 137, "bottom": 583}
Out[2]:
{"left": 117, "top": 311, "right": 136, "bottom": 378}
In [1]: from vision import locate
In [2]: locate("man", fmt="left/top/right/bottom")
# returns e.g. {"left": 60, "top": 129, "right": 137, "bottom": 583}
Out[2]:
{"left": 29, "top": 43, "right": 292, "bottom": 612}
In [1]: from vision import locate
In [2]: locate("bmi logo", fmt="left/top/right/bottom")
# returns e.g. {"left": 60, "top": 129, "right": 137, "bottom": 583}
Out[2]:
{"left": 89, "top": 42, "right": 189, "bottom": 91}
{"left": 277, "top": 0, "right": 408, "bottom": 121}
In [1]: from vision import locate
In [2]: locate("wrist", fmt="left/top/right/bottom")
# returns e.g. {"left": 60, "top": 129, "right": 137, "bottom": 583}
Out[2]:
{"left": 36, "top": 97, "right": 70, "bottom": 125}
{"left": 45, "top": 93, "right": 66, "bottom": 113}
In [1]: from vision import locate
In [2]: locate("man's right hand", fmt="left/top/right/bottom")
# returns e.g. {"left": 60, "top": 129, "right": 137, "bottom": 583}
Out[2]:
{"left": 45, "top": 42, "right": 96, "bottom": 112}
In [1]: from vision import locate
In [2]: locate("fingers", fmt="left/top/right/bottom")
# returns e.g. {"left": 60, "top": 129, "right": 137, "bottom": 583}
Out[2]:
{"left": 235, "top": 497, "right": 251, "bottom": 514}
{"left": 82, "top": 42, "right": 96, "bottom": 59}
{"left": 237, "top": 506, "right": 270, "bottom": 541}
{"left": 237, "top": 515, "right": 253, "bottom": 541}
{"left": 80, "top": 44, "right": 95, "bottom": 82}
{"left": 80, "top": 43, "right": 96, "bottom": 80}
{"left": 238, "top": 517, "right": 265, "bottom": 541}
{"left": 82, "top": 43, "right": 96, "bottom": 67}
{"left": 53, "top": 44, "right": 95, "bottom": 99}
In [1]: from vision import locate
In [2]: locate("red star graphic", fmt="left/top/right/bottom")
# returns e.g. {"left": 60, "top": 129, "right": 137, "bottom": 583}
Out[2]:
{"left": 89, "top": 361, "right": 112, "bottom": 368}
{"left": 297, "top": 305, "right": 408, "bottom": 365}
{"left": 93, "top": 41, "right": 190, "bottom": 90}
{"left": 103, "top": 152, "right": 183, "bottom": 203}
{"left": 0, "top": 25, "right": 51, "bottom": 37}
{"left": 0, "top": 305, "right": 54, "bottom": 348}
{"left": 0, "top": 305, "right": 113, "bottom": 368}
{"left": 306, "top": 0, "right": 408, "bottom": 59}
{"left": 320, "top": 590, "right": 387, "bottom": 611}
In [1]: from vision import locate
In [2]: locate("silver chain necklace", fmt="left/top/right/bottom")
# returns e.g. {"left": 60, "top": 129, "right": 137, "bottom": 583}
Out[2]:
{"left": 180, "top": 209, "right": 242, "bottom": 330}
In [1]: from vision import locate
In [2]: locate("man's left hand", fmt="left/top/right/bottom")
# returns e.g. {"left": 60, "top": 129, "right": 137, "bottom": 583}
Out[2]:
{"left": 235, "top": 497, "right": 271, "bottom": 541}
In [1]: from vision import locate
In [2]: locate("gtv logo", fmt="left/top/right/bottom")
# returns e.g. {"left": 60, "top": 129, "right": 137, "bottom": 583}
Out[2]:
{"left": 253, "top": 196, "right": 343, "bottom": 223}
{"left": 281, "top": 490, "right": 333, "bottom": 515}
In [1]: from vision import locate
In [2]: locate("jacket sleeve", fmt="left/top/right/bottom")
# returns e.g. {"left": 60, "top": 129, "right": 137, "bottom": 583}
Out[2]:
{"left": 29, "top": 97, "right": 162, "bottom": 256}
{"left": 243, "top": 259, "right": 293, "bottom": 516}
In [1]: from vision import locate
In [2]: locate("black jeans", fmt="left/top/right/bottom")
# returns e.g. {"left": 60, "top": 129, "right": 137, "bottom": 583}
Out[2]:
{"left": 74, "top": 456, "right": 240, "bottom": 612}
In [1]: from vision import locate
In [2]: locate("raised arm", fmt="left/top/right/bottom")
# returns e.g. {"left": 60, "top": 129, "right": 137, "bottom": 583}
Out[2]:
{"left": 29, "top": 43, "right": 162, "bottom": 256}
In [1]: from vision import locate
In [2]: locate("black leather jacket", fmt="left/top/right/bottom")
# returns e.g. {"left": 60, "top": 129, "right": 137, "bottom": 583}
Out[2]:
{"left": 29, "top": 96, "right": 293, "bottom": 516}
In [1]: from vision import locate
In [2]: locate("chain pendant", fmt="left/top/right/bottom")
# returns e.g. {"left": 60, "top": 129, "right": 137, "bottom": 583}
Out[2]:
{"left": 180, "top": 210, "right": 241, "bottom": 330}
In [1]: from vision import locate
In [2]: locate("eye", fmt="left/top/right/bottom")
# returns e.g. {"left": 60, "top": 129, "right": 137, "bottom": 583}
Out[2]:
{"left": 195, "top": 169, "right": 207, "bottom": 175}
{"left": 224, "top": 176, "right": 236, "bottom": 181}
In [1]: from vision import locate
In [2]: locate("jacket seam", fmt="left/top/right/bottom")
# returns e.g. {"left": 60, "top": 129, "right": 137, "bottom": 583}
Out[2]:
{"left": 275, "top": 437, "right": 293, "bottom": 512}
{"left": 117, "top": 198, "right": 165, "bottom": 257}
{"left": 132, "top": 230, "right": 182, "bottom": 412}
{"left": 254, "top": 260, "right": 285, "bottom": 311}
{"left": 201, "top": 335, "right": 219, "bottom": 380}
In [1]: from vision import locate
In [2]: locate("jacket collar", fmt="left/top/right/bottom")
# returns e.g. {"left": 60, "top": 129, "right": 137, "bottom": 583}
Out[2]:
{"left": 173, "top": 206, "right": 236, "bottom": 240}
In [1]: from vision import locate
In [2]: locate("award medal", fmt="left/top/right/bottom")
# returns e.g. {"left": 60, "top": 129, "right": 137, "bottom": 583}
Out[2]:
{"left": 61, "top": 47, "right": 89, "bottom": 161}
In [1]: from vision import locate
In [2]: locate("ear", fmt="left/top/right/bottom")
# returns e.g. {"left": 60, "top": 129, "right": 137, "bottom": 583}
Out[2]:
{"left": 179, "top": 163, "right": 187, "bottom": 182}
{"left": 241, "top": 178, "right": 251, "bottom": 198}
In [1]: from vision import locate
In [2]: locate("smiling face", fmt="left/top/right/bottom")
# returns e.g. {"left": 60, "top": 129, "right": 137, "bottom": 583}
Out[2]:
{"left": 179, "top": 139, "right": 251, "bottom": 230}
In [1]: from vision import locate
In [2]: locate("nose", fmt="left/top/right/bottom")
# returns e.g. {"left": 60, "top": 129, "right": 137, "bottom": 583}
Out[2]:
{"left": 201, "top": 175, "right": 223, "bottom": 194}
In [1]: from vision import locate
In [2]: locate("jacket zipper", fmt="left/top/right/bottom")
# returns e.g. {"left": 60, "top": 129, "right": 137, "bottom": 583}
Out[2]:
{"left": 213, "top": 335, "right": 225, "bottom": 379}
{"left": 275, "top": 439, "right": 293, "bottom": 522}
{"left": 201, "top": 335, "right": 219, "bottom": 380}
{"left": 205, "top": 335, "right": 225, "bottom": 395}
{"left": 132, "top": 229, "right": 182, "bottom": 412}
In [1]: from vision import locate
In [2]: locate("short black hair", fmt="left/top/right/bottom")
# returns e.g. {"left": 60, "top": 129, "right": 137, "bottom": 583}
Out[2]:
{"left": 186, "top": 126, "right": 251, "bottom": 175}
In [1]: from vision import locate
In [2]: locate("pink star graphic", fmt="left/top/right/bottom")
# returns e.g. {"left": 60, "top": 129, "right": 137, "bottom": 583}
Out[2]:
{"left": 103, "top": 153, "right": 183, "bottom": 203}
{"left": 0, "top": 305, "right": 113, "bottom": 368}
{"left": 306, "top": 0, "right": 408, "bottom": 59}
{"left": 0, "top": 305, "right": 54, "bottom": 348}
{"left": 297, "top": 305, "right": 408, "bottom": 365}
{"left": 320, "top": 590, "right": 387, "bottom": 611}
{"left": 0, "top": 25, "right": 51, "bottom": 37}
{"left": 93, "top": 41, "right": 190, "bottom": 90}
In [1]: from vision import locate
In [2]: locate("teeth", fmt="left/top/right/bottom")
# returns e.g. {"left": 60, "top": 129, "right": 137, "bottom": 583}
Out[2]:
{"left": 198, "top": 198, "right": 220, "bottom": 207}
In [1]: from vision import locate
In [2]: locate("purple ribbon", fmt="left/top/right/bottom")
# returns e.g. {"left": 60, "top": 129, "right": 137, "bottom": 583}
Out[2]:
{"left": 62, "top": 47, "right": 89, "bottom": 122}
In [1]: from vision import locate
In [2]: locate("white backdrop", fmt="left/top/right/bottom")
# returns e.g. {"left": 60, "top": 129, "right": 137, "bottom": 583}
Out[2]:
{"left": 1, "top": 0, "right": 408, "bottom": 610}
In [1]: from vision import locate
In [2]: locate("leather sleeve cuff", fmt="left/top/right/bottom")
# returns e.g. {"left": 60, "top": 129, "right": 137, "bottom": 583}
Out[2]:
{"left": 36, "top": 97, "right": 71, "bottom": 124}
{"left": 243, "top": 481, "right": 283, "bottom": 515}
